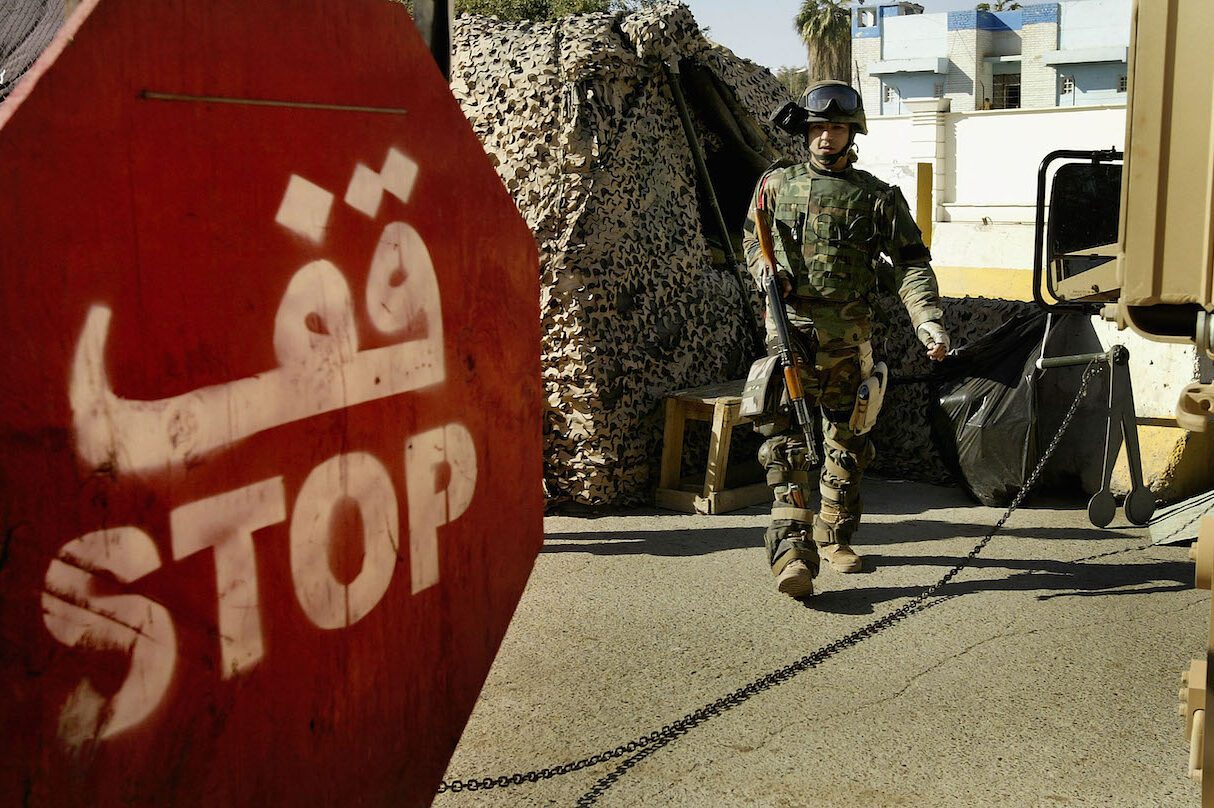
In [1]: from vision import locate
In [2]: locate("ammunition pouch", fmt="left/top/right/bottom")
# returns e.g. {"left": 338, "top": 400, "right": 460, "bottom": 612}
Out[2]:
{"left": 740, "top": 354, "right": 782, "bottom": 420}
{"left": 849, "top": 361, "right": 888, "bottom": 436}
{"left": 836, "top": 340, "right": 886, "bottom": 436}
{"left": 747, "top": 328, "right": 817, "bottom": 439}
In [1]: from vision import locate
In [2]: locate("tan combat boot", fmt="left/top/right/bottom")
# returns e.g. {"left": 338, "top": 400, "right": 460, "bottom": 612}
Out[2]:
{"left": 775, "top": 558, "right": 814, "bottom": 598}
{"left": 814, "top": 515, "right": 863, "bottom": 573}
{"left": 818, "top": 542, "right": 862, "bottom": 573}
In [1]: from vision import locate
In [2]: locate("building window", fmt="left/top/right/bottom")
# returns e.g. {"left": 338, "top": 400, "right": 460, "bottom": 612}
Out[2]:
{"left": 857, "top": 8, "right": 877, "bottom": 27}
{"left": 993, "top": 73, "right": 1021, "bottom": 109}
{"left": 884, "top": 84, "right": 897, "bottom": 103}
{"left": 933, "top": 82, "right": 944, "bottom": 98}
{"left": 1118, "top": 74, "right": 1128, "bottom": 92}
{"left": 1061, "top": 75, "right": 1075, "bottom": 94}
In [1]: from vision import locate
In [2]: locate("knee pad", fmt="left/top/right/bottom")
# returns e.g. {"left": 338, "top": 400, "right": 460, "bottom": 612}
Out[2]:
{"left": 760, "top": 435, "right": 812, "bottom": 486}
{"left": 758, "top": 436, "right": 786, "bottom": 473}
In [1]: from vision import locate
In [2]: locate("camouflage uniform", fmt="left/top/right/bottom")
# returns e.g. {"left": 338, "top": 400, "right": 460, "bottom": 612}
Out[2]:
{"left": 742, "top": 159, "right": 943, "bottom": 582}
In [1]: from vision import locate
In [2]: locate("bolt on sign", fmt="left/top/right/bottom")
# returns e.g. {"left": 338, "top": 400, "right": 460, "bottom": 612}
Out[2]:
{"left": 0, "top": 1, "right": 541, "bottom": 805}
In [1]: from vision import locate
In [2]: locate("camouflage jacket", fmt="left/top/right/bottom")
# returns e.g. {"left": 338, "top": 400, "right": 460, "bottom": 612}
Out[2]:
{"left": 742, "top": 160, "right": 943, "bottom": 347}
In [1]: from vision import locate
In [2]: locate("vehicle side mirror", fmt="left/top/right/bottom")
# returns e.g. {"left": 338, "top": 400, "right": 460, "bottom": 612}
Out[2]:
{"left": 1034, "top": 150, "right": 1124, "bottom": 312}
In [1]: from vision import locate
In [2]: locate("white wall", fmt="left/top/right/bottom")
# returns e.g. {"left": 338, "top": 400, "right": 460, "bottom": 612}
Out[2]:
{"left": 856, "top": 114, "right": 917, "bottom": 212}
{"left": 1021, "top": 18, "right": 1060, "bottom": 108}
{"left": 861, "top": 103, "right": 1126, "bottom": 269}
{"left": 1058, "top": 62, "right": 1127, "bottom": 107}
{"left": 1059, "top": 0, "right": 1131, "bottom": 50}
{"left": 948, "top": 104, "right": 1125, "bottom": 209}
{"left": 882, "top": 14, "right": 947, "bottom": 60}
{"left": 885, "top": 73, "right": 941, "bottom": 114}
{"left": 865, "top": 103, "right": 1126, "bottom": 218}
{"left": 1092, "top": 319, "right": 1202, "bottom": 419}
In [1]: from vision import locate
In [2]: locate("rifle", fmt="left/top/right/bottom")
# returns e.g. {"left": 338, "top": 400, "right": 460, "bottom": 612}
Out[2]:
{"left": 753, "top": 207, "right": 820, "bottom": 470}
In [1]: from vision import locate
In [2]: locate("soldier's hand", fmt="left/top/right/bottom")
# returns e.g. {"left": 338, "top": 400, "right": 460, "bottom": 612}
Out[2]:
{"left": 916, "top": 321, "right": 950, "bottom": 362}
{"left": 778, "top": 272, "right": 793, "bottom": 299}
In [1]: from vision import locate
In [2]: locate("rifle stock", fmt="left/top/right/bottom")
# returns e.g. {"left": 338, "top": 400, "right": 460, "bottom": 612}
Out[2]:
{"left": 753, "top": 208, "right": 819, "bottom": 469}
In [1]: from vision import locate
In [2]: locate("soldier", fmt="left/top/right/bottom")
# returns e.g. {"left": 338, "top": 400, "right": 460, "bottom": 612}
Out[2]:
{"left": 742, "top": 80, "right": 950, "bottom": 599}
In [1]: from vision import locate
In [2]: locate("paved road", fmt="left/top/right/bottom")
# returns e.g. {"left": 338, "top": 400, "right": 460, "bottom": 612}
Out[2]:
{"left": 435, "top": 479, "right": 1206, "bottom": 807}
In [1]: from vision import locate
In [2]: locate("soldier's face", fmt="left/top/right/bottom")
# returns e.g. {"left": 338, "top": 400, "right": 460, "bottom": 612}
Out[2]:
{"left": 807, "top": 123, "right": 850, "bottom": 158}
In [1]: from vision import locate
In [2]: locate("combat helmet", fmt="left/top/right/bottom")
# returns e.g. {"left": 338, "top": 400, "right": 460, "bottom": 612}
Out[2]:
{"left": 801, "top": 80, "right": 867, "bottom": 134}
{"left": 771, "top": 79, "right": 868, "bottom": 136}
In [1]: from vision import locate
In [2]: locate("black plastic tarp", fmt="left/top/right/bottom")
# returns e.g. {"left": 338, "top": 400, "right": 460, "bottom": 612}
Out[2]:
{"left": 927, "top": 311, "right": 1048, "bottom": 506}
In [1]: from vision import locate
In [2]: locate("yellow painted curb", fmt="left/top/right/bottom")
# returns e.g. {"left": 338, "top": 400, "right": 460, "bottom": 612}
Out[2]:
{"left": 934, "top": 266, "right": 1034, "bottom": 301}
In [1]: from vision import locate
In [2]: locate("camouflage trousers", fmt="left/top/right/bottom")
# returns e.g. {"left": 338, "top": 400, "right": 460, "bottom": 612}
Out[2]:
{"left": 758, "top": 333, "right": 877, "bottom": 576}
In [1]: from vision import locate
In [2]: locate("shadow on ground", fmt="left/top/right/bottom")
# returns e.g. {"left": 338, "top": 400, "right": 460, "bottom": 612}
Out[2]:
{"left": 544, "top": 518, "right": 1188, "bottom": 616}
{"left": 543, "top": 520, "right": 1141, "bottom": 556}
{"left": 809, "top": 553, "right": 1191, "bottom": 615}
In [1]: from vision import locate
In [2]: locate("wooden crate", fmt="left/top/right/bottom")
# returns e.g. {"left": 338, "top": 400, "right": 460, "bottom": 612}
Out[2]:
{"left": 655, "top": 379, "right": 771, "bottom": 515}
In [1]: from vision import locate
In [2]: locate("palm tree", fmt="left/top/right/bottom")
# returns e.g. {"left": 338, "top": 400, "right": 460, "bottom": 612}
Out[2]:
{"left": 976, "top": 1, "right": 1022, "bottom": 10}
{"left": 795, "top": 0, "right": 855, "bottom": 84}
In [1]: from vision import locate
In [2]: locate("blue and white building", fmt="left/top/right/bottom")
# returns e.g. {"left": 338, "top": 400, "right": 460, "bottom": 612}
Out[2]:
{"left": 851, "top": 0, "right": 1131, "bottom": 115}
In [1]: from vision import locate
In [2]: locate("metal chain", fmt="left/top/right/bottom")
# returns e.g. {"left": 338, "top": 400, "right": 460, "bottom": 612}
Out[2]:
{"left": 438, "top": 360, "right": 1107, "bottom": 803}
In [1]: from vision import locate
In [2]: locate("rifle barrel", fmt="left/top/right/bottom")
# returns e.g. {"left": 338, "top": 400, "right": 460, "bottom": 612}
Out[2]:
{"left": 753, "top": 207, "right": 820, "bottom": 466}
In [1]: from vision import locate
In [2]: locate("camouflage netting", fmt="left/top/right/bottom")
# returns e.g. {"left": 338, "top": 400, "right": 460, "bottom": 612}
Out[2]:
{"left": 0, "top": 0, "right": 64, "bottom": 102}
{"left": 451, "top": 2, "right": 807, "bottom": 507}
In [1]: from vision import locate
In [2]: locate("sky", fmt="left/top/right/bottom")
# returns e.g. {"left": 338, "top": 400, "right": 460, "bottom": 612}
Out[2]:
{"left": 681, "top": 0, "right": 984, "bottom": 71}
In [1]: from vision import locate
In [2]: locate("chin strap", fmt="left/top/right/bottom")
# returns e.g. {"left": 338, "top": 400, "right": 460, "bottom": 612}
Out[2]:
{"left": 811, "top": 151, "right": 849, "bottom": 171}
{"left": 810, "top": 131, "right": 857, "bottom": 171}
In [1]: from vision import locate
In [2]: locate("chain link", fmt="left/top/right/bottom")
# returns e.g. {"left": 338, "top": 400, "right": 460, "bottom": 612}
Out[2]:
{"left": 439, "top": 360, "right": 1107, "bottom": 804}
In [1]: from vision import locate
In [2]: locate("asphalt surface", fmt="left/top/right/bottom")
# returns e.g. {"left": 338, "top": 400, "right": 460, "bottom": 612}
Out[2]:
{"left": 435, "top": 479, "right": 1207, "bottom": 807}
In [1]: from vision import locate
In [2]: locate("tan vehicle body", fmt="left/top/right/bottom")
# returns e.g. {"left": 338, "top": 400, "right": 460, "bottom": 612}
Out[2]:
{"left": 1096, "top": 0, "right": 1214, "bottom": 798}
{"left": 1113, "top": 0, "right": 1213, "bottom": 429}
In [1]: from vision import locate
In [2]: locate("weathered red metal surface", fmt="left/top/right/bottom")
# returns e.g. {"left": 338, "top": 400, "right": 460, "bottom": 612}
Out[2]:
{"left": 0, "top": 1, "right": 541, "bottom": 805}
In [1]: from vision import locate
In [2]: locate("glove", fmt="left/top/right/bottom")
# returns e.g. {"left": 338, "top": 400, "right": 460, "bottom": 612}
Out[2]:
{"left": 777, "top": 270, "right": 795, "bottom": 299}
{"left": 916, "top": 321, "right": 950, "bottom": 352}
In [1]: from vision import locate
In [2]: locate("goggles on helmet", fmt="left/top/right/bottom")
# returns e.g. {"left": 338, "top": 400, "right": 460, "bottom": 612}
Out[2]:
{"left": 801, "top": 84, "right": 861, "bottom": 114}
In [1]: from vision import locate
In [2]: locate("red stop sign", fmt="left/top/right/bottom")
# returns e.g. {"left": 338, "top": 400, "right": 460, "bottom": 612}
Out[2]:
{"left": 0, "top": 1, "right": 541, "bottom": 805}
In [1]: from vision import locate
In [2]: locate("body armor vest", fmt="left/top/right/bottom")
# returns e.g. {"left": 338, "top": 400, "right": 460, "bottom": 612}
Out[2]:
{"left": 770, "top": 164, "right": 890, "bottom": 303}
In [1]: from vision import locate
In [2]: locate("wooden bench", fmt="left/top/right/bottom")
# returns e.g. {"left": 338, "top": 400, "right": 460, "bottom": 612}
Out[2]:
{"left": 654, "top": 378, "right": 771, "bottom": 515}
